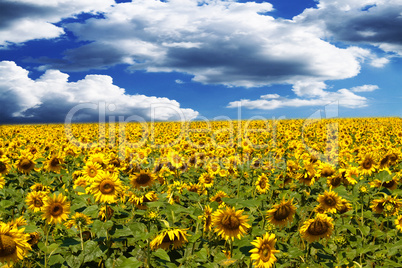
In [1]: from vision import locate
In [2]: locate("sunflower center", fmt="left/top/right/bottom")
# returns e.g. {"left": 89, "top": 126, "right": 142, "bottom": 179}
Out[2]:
{"left": 100, "top": 180, "right": 115, "bottom": 194}
{"left": 88, "top": 168, "right": 97, "bottom": 177}
{"left": 204, "top": 176, "right": 212, "bottom": 184}
{"left": 0, "top": 234, "right": 17, "bottom": 258}
{"left": 325, "top": 197, "right": 336, "bottom": 206}
{"left": 50, "top": 158, "right": 60, "bottom": 167}
{"left": 383, "top": 180, "right": 396, "bottom": 188}
{"left": 362, "top": 158, "right": 373, "bottom": 169}
{"left": 137, "top": 174, "right": 151, "bottom": 185}
{"left": 214, "top": 196, "right": 222, "bottom": 203}
{"left": 34, "top": 199, "right": 43, "bottom": 207}
{"left": 50, "top": 204, "right": 64, "bottom": 217}
{"left": 259, "top": 245, "right": 272, "bottom": 262}
{"left": 259, "top": 180, "right": 267, "bottom": 189}
{"left": 307, "top": 220, "right": 328, "bottom": 236}
{"left": 274, "top": 205, "right": 291, "bottom": 221}
{"left": 20, "top": 158, "right": 33, "bottom": 170}
{"left": 221, "top": 215, "right": 240, "bottom": 230}
{"left": 0, "top": 162, "right": 6, "bottom": 172}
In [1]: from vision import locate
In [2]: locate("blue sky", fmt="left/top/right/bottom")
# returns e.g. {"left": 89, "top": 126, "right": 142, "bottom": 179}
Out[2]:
{"left": 1, "top": 0, "right": 401, "bottom": 124}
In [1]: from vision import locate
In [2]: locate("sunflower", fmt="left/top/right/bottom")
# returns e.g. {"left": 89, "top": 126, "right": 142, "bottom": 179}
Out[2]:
{"left": 82, "top": 161, "right": 104, "bottom": 183}
{"left": 42, "top": 193, "right": 70, "bottom": 224}
{"left": 25, "top": 191, "right": 48, "bottom": 213}
{"left": 359, "top": 153, "right": 377, "bottom": 176}
{"left": 300, "top": 213, "right": 334, "bottom": 243}
{"left": 0, "top": 222, "right": 31, "bottom": 264}
{"left": 210, "top": 191, "right": 228, "bottom": 205}
{"left": 15, "top": 152, "right": 36, "bottom": 175}
{"left": 326, "top": 172, "right": 343, "bottom": 188}
{"left": 344, "top": 167, "right": 359, "bottom": 185}
{"left": 370, "top": 195, "right": 402, "bottom": 216}
{"left": 65, "top": 212, "right": 93, "bottom": 229}
{"left": 0, "top": 156, "right": 11, "bottom": 175}
{"left": 199, "top": 205, "right": 213, "bottom": 232}
{"left": 395, "top": 215, "right": 402, "bottom": 232}
{"left": 44, "top": 154, "right": 64, "bottom": 173}
{"left": 249, "top": 233, "right": 280, "bottom": 268}
{"left": 8, "top": 217, "right": 27, "bottom": 228}
{"left": 129, "top": 191, "right": 158, "bottom": 209}
{"left": 99, "top": 205, "right": 114, "bottom": 221}
{"left": 337, "top": 198, "right": 352, "bottom": 214}
{"left": 297, "top": 162, "right": 317, "bottom": 186}
{"left": 30, "top": 183, "right": 51, "bottom": 193}
{"left": 130, "top": 170, "right": 154, "bottom": 189}
{"left": 317, "top": 190, "right": 342, "bottom": 213}
{"left": 369, "top": 177, "right": 398, "bottom": 190}
{"left": 266, "top": 198, "right": 296, "bottom": 227}
{"left": 199, "top": 173, "right": 215, "bottom": 188}
{"left": 211, "top": 206, "right": 250, "bottom": 240}
{"left": 88, "top": 153, "right": 107, "bottom": 168}
{"left": 27, "top": 232, "right": 40, "bottom": 247}
{"left": 89, "top": 171, "right": 123, "bottom": 204}
{"left": 256, "top": 174, "right": 270, "bottom": 194}
{"left": 319, "top": 163, "right": 336, "bottom": 178}
{"left": 150, "top": 228, "right": 189, "bottom": 250}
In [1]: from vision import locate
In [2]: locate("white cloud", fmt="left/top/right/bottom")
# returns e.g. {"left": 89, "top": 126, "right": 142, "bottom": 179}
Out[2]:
{"left": 175, "top": 79, "right": 184, "bottom": 84}
{"left": 31, "top": 0, "right": 363, "bottom": 88}
{"left": 351, "top": 84, "right": 379, "bottom": 92}
{"left": 261, "top": 94, "right": 280, "bottom": 99}
{"left": 227, "top": 82, "right": 368, "bottom": 110}
{"left": 0, "top": 61, "right": 198, "bottom": 123}
{"left": 0, "top": 0, "right": 114, "bottom": 47}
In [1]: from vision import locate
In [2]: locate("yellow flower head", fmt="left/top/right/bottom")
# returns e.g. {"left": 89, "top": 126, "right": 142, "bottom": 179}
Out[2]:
{"left": 211, "top": 206, "right": 250, "bottom": 240}
{"left": 249, "top": 233, "right": 280, "bottom": 268}
{"left": 42, "top": 193, "right": 70, "bottom": 225}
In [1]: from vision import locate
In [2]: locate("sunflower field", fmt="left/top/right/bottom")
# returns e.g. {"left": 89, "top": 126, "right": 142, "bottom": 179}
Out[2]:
{"left": 0, "top": 117, "right": 402, "bottom": 268}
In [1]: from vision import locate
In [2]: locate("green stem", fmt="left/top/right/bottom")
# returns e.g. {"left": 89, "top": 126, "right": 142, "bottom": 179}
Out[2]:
{"left": 78, "top": 222, "right": 84, "bottom": 251}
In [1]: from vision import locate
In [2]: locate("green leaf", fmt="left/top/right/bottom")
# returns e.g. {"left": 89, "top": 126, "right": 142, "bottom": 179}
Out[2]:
{"left": 153, "top": 248, "right": 170, "bottom": 262}
{"left": 83, "top": 240, "right": 104, "bottom": 263}
{"left": 118, "top": 257, "right": 143, "bottom": 268}
{"left": 195, "top": 248, "right": 208, "bottom": 262}
{"left": 0, "top": 200, "right": 13, "bottom": 208}
{"left": 360, "top": 226, "right": 370, "bottom": 236}
{"left": 48, "top": 254, "right": 65, "bottom": 266}
{"left": 92, "top": 220, "right": 113, "bottom": 238}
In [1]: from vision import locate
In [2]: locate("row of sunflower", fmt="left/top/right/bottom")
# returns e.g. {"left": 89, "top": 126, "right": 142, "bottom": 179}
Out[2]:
{"left": 0, "top": 117, "right": 401, "bottom": 267}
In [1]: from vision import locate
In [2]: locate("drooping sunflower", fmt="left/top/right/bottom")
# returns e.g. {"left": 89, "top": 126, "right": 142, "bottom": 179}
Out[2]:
{"left": 211, "top": 206, "right": 250, "bottom": 240}
{"left": 300, "top": 213, "right": 334, "bottom": 243}
{"left": 199, "top": 205, "right": 213, "bottom": 232}
{"left": 369, "top": 177, "right": 398, "bottom": 190}
{"left": 249, "top": 233, "right": 280, "bottom": 268}
{"left": 266, "top": 198, "right": 296, "bottom": 227}
{"left": 0, "top": 222, "right": 31, "bottom": 264}
{"left": 370, "top": 195, "right": 402, "bottom": 216}
{"left": 89, "top": 171, "right": 124, "bottom": 204}
{"left": 130, "top": 170, "right": 154, "bottom": 189}
{"left": 65, "top": 212, "right": 93, "bottom": 229}
{"left": 82, "top": 161, "right": 104, "bottom": 183}
{"left": 210, "top": 190, "right": 228, "bottom": 205}
{"left": 150, "top": 228, "right": 189, "bottom": 250}
{"left": 198, "top": 173, "right": 215, "bottom": 188}
{"left": 317, "top": 190, "right": 342, "bottom": 213}
{"left": 25, "top": 191, "right": 48, "bottom": 213}
{"left": 337, "top": 198, "right": 352, "bottom": 214}
{"left": 42, "top": 193, "right": 70, "bottom": 224}
{"left": 395, "top": 215, "right": 402, "bottom": 232}
{"left": 256, "top": 174, "right": 270, "bottom": 194}
{"left": 15, "top": 152, "right": 36, "bottom": 175}
{"left": 44, "top": 153, "right": 64, "bottom": 173}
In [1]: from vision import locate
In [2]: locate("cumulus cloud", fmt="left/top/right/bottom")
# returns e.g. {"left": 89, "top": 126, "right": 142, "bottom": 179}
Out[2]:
{"left": 227, "top": 81, "right": 368, "bottom": 110}
{"left": 0, "top": 0, "right": 114, "bottom": 48}
{"left": 32, "top": 0, "right": 365, "bottom": 88}
{"left": 296, "top": 0, "right": 402, "bottom": 56}
{"left": 0, "top": 61, "right": 198, "bottom": 123}
{"left": 351, "top": 84, "right": 379, "bottom": 92}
